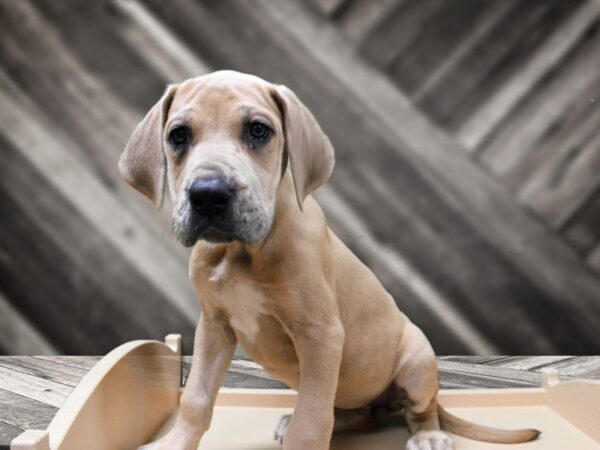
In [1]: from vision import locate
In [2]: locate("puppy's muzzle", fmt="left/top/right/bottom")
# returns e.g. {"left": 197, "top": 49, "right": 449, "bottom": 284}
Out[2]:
{"left": 188, "top": 175, "right": 235, "bottom": 217}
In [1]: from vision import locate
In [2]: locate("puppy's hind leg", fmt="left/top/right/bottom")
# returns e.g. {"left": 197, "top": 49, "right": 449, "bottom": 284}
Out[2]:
{"left": 394, "top": 322, "right": 453, "bottom": 450}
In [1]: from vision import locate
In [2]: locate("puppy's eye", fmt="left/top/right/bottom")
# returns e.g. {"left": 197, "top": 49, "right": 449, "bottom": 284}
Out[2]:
{"left": 168, "top": 126, "right": 191, "bottom": 151}
{"left": 248, "top": 121, "right": 272, "bottom": 142}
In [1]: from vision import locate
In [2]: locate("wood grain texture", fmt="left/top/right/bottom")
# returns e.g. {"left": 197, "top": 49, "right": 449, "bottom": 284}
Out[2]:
{"left": 0, "top": 0, "right": 599, "bottom": 356}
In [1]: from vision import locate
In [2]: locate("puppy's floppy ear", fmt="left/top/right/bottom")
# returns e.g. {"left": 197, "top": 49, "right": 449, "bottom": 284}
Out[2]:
{"left": 272, "top": 85, "right": 335, "bottom": 211}
{"left": 118, "top": 84, "right": 178, "bottom": 208}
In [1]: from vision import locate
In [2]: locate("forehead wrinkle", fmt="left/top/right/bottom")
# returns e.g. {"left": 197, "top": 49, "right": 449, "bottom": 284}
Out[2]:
{"left": 240, "top": 104, "right": 279, "bottom": 128}
{"left": 171, "top": 79, "right": 280, "bottom": 135}
{"left": 166, "top": 108, "right": 193, "bottom": 129}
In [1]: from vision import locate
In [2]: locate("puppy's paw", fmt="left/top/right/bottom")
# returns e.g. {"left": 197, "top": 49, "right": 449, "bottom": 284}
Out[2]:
{"left": 406, "top": 430, "right": 454, "bottom": 450}
{"left": 273, "top": 414, "right": 292, "bottom": 445}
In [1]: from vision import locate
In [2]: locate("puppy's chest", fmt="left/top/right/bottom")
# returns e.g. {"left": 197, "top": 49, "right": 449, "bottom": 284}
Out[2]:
{"left": 205, "top": 259, "right": 270, "bottom": 342}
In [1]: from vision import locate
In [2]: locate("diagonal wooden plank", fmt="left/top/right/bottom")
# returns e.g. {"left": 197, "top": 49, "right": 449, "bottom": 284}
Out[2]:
{"left": 33, "top": 356, "right": 102, "bottom": 372}
{"left": 483, "top": 356, "right": 576, "bottom": 371}
{"left": 438, "top": 360, "right": 543, "bottom": 386}
{"left": 457, "top": 0, "right": 600, "bottom": 150}
{"left": 562, "top": 187, "right": 600, "bottom": 255}
{"left": 438, "top": 373, "right": 536, "bottom": 390}
{"left": 396, "top": 0, "right": 515, "bottom": 98}
{"left": 0, "top": 388, "right": 57, "bottom": 431}
{"left": 0, "top": 292, "right": 56, "bottom": 355}
{"left": 0, "top": 358, "right": 88, "bottom": 388}
{"left": 358, "top": 0, "right": 445, "bottom": 69}
{"left": 0, "top": 135, "right": 194, "bottom": 354}
{"left": 416, "top": 0, "right": 578, "bottom": 130}
{"left": 222, "top": 371, "right": 287, "bottom": 389}
{"left": 479, "top": 27, "right": 600, "bottom": 192}
{"left": 0, "top": 0, "right": 190, "bottom": 261}
{"left": 438, "top": 356, "right": 509, "bottom": 364}
{"left": 0, "top": 421, "right": 23, "bottom": 450}
{"left": 536, "top": 356, "right": 600, "bottom": 377}
{"left": 0, "top": 366, "right": 71, "bottom": 408}
{"left": 0, "top": 72, "right": 199, "bottom": 324}
{"left": 519, "top": 117, "right": 600, "bottom": 228}
{"left": 305, "top": 0, "right": 349, "bottom": 17}
{"left": 182, "top": 357, "right": 287, "bottom": 389}
{"left": 114, "top": 0, "right": 210, "bottom": 81}
{"left": 587, "top": 238, "right": 600, "bottom": 273}
{"left": 334, "top": 0, "right": 404, "bottom": 44}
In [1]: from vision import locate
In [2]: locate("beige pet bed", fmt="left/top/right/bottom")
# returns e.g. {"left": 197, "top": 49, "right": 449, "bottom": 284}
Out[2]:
{"left": 11, "top": 335, "right": 600, "bottom": 450}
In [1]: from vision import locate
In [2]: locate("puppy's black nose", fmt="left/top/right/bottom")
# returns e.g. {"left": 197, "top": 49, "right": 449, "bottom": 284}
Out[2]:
{"left": 188, "top": 176, "right": 234, "bottom": 216}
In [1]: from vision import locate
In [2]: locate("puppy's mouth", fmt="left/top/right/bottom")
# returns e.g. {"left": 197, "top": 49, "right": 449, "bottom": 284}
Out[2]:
{"left": 176, "top": 213, "right": 237, "bottom": 247}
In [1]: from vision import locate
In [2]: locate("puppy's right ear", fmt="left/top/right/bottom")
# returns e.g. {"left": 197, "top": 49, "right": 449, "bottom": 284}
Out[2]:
{"left": 118, "top": 84, "right": 178, "bottom": 208}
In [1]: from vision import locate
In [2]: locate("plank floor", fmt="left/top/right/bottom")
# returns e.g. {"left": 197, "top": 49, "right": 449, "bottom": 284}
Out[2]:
{"left": 1, "top": 356, "right": 599, "bottom": 448}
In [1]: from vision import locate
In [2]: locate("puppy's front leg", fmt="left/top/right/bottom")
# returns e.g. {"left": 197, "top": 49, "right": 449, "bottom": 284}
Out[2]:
{"left": 140, "top": 312, "right": 236, "bottom": 450}
{"left": 282, "top": 320, "right": 345, "bottom": 450}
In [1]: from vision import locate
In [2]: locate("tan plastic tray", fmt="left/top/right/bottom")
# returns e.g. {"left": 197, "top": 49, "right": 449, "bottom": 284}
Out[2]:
{"left": 11, "top": 336, "right": 600, "bottom": 450}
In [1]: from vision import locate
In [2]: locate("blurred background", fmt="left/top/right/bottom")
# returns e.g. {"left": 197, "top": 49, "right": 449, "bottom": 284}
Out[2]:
{"left": 0, "top": 0, "right": 599, "bottom": 355}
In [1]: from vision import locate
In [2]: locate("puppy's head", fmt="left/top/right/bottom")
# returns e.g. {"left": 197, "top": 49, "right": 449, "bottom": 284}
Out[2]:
{"left": 119, "top": 71, "right": 334, "bottom": 247}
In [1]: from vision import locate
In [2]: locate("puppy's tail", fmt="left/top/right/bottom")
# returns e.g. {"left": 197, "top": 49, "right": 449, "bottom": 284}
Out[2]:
{"left": 438, "top": 404, "right": 541, "bottom": 444}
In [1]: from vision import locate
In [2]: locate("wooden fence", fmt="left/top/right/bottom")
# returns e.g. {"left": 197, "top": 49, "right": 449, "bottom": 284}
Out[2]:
{"left": 0, "top": 0, "right": 599, "bottom": 355}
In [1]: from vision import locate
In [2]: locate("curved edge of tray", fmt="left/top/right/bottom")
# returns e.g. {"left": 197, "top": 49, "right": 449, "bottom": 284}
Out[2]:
{"left": 543, "top": 371, "right": 600, "bottom": 443}
{"left": 10, "top": 334, "right": 182, "bottom": 450}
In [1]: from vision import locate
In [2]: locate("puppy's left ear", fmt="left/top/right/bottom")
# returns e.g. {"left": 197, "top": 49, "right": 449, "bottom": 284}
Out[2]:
{"left": 118, "top": 84, "right": 178, "bottom": 209}
{"left": 272, "top": 85, "right": 335, "bottom": 211}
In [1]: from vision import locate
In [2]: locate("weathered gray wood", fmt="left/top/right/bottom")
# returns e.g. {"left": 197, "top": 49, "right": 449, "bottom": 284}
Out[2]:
{"left": 1, "top": 0, "right": 599, "bottom": 357}
{"left": 0, "top": 358, "right": 88, "bottom": 388}
{"left": 563, "top": 189, "right": 600, "bottom": 256}
{"left": 33, "top": 356, "right": 103, "bottom": 372}
{"left": 416, "top": 0, "right": 579, "bottom": 129}
{"left": 334, "top": 0, "right": 403, "bottom": 44}
{"left": 458, "top": 0, "right": 600, "bottom": 150}
{"left": 0, "top": 420, "right": 24, "bottom": 450}
{"left": 0, "top": 366, "right": 71, "bottom": 408}
{"left": 182, "top": 357, "right": 286, "bottom": 389}
{"left": 305, "top": 0, "right": 349, "bottom": 17}
{"left": 0, "top": 293, "right": 56, "bottom": 355}
{"left": 0, "top": 0, "right": 201, "bottom": 346}
{"left": 478, "top": 26, "right": 600, "bottom": 192}
{"left": 0, "top": 1, "right": 195, "bottom": 295}
{"left": 113, "top": 0, "right": 211, "bottom": 80}
{"left": 359, "top": 0, "right": 445, "bottom": 69}
{"left": 586, "top": 239, "right": 600, "bottom": 273}
{"left": 0, "top": 388, "right": 57, "bottom": 431}
{"left": 389, "top": 0, "right": 505, "bottom": 96}
{"left": 438, "top": 360, "right": 544, "bottom": 386}
{"left": 536, "top": 356, "right": 600, "bottom": 377}
{"left": 438, "top": 356, "right": 509, "bottom": 364}
{"left": 520, "top": 118, "right": 600, "bottom": 228}
{"left": 408, "top": 0, "right": 516, "bottom": 103}
{"left": 0, "top": 134, "right": 194, "bottom": 353}
{"left": 483, "top": 356, "right": 576, "bottom": 371}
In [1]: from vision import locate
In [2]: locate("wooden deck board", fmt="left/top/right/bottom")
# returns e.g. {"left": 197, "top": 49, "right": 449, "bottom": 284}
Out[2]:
{"left": 1, "top": 356, "right": 599, "bottom": 449}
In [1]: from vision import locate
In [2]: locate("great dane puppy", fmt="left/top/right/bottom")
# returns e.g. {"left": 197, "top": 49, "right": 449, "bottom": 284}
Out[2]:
{"left": 120, "top": 71, "right": 539, "bottom": 450}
